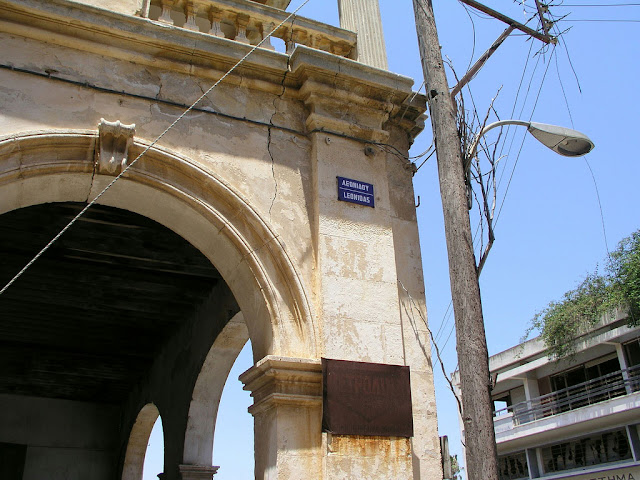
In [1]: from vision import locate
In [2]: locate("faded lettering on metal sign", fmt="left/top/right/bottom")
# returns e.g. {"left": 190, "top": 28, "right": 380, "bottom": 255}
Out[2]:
{"left": 337, "top": 176, "right": 375, "bottom": 208}
{"left": 322, "top": 358, "right": 413, "bottom": 437}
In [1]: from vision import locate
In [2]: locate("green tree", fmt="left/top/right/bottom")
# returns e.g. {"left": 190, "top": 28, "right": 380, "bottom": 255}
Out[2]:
{"left": 450, "top": 454, "right": 462, "bottom": 480}
{"left": 527, "top": 229, "right": 640, "bottom": 358}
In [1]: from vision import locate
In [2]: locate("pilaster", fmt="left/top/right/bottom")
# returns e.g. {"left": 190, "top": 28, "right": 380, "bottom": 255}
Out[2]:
{"left": 240, "top": 356, "right": 323, "bottom": 480}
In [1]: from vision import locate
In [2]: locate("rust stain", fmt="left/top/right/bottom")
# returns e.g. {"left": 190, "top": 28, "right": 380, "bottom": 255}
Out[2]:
{"left": 328, "top": 435, "right": 411, "bottom": 458}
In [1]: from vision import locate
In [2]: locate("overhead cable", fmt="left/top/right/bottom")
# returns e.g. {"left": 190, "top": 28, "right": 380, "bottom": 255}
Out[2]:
{"left": 0, "top": 0, "right": 312, "bottom": 296}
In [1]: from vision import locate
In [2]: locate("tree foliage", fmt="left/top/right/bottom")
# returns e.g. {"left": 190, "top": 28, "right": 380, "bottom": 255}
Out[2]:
{"left": 528, "top": 230, "right": 640, "bottom": 358}
{"left": 450, "top": 454, "right": 462, "bottom": 480}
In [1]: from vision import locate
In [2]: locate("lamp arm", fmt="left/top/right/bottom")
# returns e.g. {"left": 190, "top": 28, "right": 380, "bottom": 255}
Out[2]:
{"left": 465, "top": 119, "right": 531, "bottom": 172}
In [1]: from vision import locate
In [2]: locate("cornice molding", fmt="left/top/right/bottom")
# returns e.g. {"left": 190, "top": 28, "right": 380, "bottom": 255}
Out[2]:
{"left": 0, "top": 0, "right": 426, "bottom": 142}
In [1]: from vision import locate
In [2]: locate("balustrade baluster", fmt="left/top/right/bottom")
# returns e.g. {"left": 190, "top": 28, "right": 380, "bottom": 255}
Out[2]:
{"left": 235, "top": 13, "right": 250, "bottom": 44}
{"left": 261, "top": 22, "right": 276, "bottom": 50}
{"left": 184, "top": 2, "right": 199, "bottom": 31}
{"left": 208, "top": 7, "right": 225, "bottom": 37}
{"left": 158, "top": 0, "right": 174, "bottom": 24}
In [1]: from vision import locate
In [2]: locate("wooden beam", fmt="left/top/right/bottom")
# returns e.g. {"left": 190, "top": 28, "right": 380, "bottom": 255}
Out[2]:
{"left": 458, "top": 0, "right": 556, "bottom": 44}
{"left": 451, "top": 25, "right": 515, "bottom": 99}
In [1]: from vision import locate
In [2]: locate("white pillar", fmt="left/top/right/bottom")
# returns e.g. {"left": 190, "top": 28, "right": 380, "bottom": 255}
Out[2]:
{"left": 337, "top": 0, "right": 389, "bottom": 69}
{"left": 522, "top": 375, "right": 541, "bottom": 423}
{"left": 615, "top": 343, "right": 633, "bottom": 394}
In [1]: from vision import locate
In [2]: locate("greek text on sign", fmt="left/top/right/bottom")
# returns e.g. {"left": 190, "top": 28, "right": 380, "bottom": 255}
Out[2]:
{"left": 337, "top": 176, "right": 375, "bottom": 208}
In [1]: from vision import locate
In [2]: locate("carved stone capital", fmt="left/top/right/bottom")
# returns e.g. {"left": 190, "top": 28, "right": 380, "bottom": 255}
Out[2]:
{"left": 240, "top": 356, "right": 322, "bottom": 416}
{"left": 179, "top": 464, "right": 219, "bottom": 480}
{"left": 299, "top": 80, "right": 393, "bottom": 143}
{"left": 289, "top": 47, "right": 426, "bottom": 144}
{"left": 96, "top": 118, "right": 135, "bottom": 176}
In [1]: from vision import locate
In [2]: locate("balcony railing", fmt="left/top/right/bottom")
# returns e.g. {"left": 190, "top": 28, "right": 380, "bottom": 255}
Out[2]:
{"left": 145, "top": 0, "right": 357, "bottom": 58}
{"left": 494, "top": 365, "right": 640, "bottom": 427}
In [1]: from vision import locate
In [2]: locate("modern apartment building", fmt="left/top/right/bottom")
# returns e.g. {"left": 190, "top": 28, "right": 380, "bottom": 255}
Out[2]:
{"left": 455, "top": 310, "right": 640, "bottom": 480}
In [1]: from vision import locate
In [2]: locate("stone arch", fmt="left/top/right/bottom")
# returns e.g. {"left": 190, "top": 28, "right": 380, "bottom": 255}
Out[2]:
{"left": 0, "top": 130, "right": 317, "bottom": 361}
{"left": 122, "top": 403, "right": 161, "bottom": 480}
{"left": 183, "top": 312, "right": 249, "bottom": 465}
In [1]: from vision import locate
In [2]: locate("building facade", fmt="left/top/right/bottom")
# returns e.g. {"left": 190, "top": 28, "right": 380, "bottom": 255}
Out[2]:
{"left": 456, "top": 310, "right": 640, "bottom": 480}
{"left": 0, "top": 0, "right": 442, "bottom": 479}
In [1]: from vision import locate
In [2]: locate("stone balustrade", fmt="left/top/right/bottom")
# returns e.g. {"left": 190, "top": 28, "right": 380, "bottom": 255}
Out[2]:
{"left": 145, "top": 0, "right": 357, "bottom": 58}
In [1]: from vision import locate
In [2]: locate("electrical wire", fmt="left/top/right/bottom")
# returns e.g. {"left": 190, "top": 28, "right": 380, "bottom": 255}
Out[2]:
{"left": 494, "top": 44, "right": 556, "bottom": 229}
{"left": 496, "top": 41, "right": 539, "bottom": 193}
{"left": 561, "top": 19, "right": 640, "bottom": 22}
{"left": 583, "top": 157, "right": 611, "bottom": 257}
{"left": 0, "top": 0, "right": 313, "bottom": 296}
{"left": 414, "top": 148, "right": 436, "bottom": 172}
{"left": 458, "top": 0, "right": 478, "bottom": 74}
{"left": 555, "top": 3, "right": 640, "bottom": 6}
{"left": 398, "top": 280, "right": 463, "bottom": 415}
{"left": 554, "top": 44, "right": 575, "bottom": 127}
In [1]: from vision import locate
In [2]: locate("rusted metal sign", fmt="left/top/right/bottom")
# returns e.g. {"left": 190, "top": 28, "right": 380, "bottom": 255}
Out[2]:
{"left": 322, "top": 358, "right": 413, "bottom": 437}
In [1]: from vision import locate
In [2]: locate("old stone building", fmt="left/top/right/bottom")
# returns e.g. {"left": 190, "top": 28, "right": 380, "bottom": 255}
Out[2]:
{"left": 0, "top": 0, "right": 441, "bottom": 478}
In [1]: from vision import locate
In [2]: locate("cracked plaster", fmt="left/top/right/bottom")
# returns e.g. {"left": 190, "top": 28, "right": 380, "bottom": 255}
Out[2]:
{"left": 0, "top": 0, "right": 441, "bottom": 477}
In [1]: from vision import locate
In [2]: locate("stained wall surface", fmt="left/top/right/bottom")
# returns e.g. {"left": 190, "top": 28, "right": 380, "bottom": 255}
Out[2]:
{"left": 0, "top": 0, "right": 441, "bottom": 478}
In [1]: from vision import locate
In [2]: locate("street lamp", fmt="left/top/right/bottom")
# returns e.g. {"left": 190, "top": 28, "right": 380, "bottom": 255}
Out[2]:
{"left": 458, "top": 119, "right": 594, "bottom": 470}
{"left": 465, "top": 120, "right": 595, "bottom": 209}
{"left": 466, "top": 120, "right": 595, "bottom": 169}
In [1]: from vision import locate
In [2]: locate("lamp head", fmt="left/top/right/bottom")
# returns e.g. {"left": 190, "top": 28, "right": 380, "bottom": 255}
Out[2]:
{"left": 527, "top": 122, "right": 595, "bottom": 157}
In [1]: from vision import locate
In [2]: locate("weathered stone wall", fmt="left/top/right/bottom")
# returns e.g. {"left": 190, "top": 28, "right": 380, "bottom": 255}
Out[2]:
{"left": 0, "top": 0, "right": 441, "bottom": 477}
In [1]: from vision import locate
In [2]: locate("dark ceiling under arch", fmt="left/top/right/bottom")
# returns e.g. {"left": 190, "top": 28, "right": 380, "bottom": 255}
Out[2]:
{"left": 0, "top": 202, "right": 222, "bottom": 403}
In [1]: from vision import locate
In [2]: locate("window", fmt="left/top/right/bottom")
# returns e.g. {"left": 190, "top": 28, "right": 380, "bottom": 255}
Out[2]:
{"left": 498, "top": 451, "right": 528, "bottom": 480}
{"left": 624, "top": 339, "right": 640, "bottom": 391}
{"left": 625, "top": 338, "right": 640, "bottom": 367}
{"left": 541, "top": 428, "right": 632, "bottom": 474}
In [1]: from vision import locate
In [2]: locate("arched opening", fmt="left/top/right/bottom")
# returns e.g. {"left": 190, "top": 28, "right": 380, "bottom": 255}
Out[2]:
{"left": 123, "top": 404, "right": 161, "bottom": 480}
{"left": 142, "top": 416, "right": 164, "bottom": 480}
{"left": 0, "top": 131, "right": 317, "bottom": 361}
{"left": 0, "top": 201, "right": 232, "bottom": 480}
{"left": 0, "top": 132, "right": 318, "bottom": 479}
{"left": 212, "top": 341, "right": 254, "bottom": 479}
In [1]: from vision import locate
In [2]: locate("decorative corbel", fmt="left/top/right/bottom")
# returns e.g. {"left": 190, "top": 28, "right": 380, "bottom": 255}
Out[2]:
{"left": 96, "top": 118, "right": 136, "bottom": 176}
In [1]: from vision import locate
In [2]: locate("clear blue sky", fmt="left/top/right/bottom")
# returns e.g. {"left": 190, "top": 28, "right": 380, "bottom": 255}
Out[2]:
{"left": 144, "top": 1, "right": 640, "bottom": 478}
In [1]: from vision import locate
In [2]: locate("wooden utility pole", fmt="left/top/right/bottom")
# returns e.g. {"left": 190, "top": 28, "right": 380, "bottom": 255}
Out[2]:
{"left": 411, "top": 1, "right": 499, "bottom": 480}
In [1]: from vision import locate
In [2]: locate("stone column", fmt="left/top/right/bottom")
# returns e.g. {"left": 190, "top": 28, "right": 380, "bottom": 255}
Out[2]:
{"left": 337, "top": 0, "right": 388, "bottom": 69}
{"left": 240, "top": 356, "right": 323, "bottom": 480}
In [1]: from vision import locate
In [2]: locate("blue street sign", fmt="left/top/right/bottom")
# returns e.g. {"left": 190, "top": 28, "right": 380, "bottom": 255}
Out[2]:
{"left": 337, "top": 176, "right": 375, "bottom": 208}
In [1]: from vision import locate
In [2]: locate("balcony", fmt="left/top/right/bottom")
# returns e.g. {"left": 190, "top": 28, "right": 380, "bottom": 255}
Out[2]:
{"left": 495, "top": 365, "right": 640, "bottom": 426}
{"left": 494, "top": 366, "right": 640, "bottom": 448}
{"left": 145, "top": 0, "right": 357, "bottom": 58}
